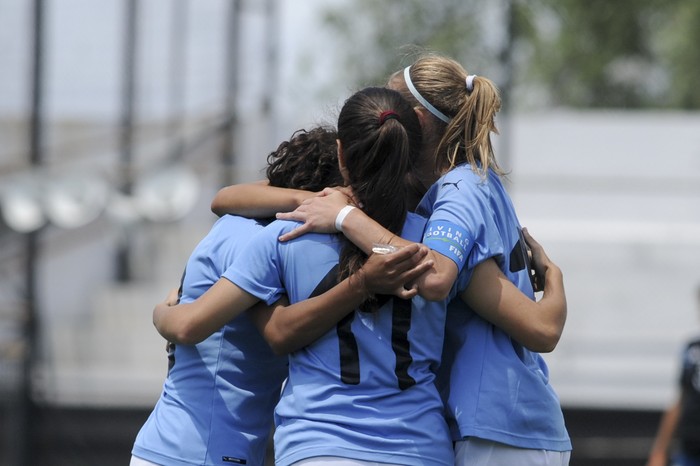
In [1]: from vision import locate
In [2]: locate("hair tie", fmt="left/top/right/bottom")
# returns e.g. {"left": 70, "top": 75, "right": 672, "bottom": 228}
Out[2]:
{"left": 466, "top": 74, "right": 477, "bottom": 93}
{"left": 403, "top": 66, "right": 451, "bottom": 123}
{"left": 379, "top": 110, "right": 399, "bottom": 126}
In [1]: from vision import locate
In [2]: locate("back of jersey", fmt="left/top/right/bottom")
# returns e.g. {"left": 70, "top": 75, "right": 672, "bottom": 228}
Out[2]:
{"left": 275, "top": 213, "right": 452, "bottom": 466}
{"left": 133, "top": 215, "right": 287, "bottom": 466}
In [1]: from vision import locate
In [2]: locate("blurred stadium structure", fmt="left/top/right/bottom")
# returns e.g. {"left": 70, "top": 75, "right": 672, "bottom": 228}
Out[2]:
{"left": 1, "top": 1, "right": 700, "bottom": 465}
{"left": 1, "top": 1, "right": 285, "bottom": 464}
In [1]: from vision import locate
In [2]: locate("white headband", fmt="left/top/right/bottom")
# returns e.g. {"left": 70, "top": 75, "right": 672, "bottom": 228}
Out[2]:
{"left": 466, "top": 74, "right": 477, "bottom": 93}
{"left": 403, "top": 66, "right": 450, "bottom": 123}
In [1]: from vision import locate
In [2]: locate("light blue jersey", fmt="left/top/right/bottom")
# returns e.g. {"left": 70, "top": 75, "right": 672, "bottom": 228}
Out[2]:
{"left": 417, "top": 165, "right": 572, "bottom": 452}
{"left": 132, "top": 215, "right": 288, "bottom": 466}
{"left": 224, "top": 212, "right": 454, "bottom": 466}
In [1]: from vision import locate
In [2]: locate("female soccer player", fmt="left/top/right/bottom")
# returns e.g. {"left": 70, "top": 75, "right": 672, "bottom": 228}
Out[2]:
{"left": 130, "top": 126, "right": 431, "bottom": 466}
{"left": 153, "top": 87, "right": 455, "bottom": 465}
{"left": 269, "top": 54, "right": 572, "bottom": 465}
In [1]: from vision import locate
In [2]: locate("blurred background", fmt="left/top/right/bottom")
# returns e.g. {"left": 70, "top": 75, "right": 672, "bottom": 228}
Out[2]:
{"left": 1, "top": 0, "right": 699, "bottom": 464}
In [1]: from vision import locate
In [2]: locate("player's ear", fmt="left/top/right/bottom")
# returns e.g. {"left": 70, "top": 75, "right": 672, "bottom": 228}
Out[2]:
{"left": 413, "top": 106, "right": 431, "bottom": 127}
{"left": 337, "top": 139, "right": 350, "bottom": 184}
{"left": 336, "top": 139, "right": 343, "bottom": 164}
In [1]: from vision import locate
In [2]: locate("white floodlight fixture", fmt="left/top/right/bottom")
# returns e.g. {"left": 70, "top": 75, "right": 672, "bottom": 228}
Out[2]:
{"left": 0, "top": 175, "right": 46, "bottom": 233}
{"left": 133, "top": 165, "right": 200, "bottom": 222}
{"left": 44, "top": 173, "right": 110, "bottom": 229}
{"left": 105, "top": 190, "right": 142, "bottom": 226}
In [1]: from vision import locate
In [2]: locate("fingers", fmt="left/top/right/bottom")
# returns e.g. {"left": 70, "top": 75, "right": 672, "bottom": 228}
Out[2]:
{"left": 522, "top": 227, "right": 542, "bottom": 251}
{"left": 523, "top": 227, "right": 552, "bottom": 263}
{"left": 374, "top": 243, "right": 430, "bottom": 277}
{"left": 398, "top": 258, "right": 434, "bottom": 283}
{"left": 394, "top": 285, "right": 419, "bottom": 300}
{"left": 381, "top": 243, "right": 421, "bottom": 262}
{"left": 530, "top": 269, "right": 543, "bottom": 293}
{"left": 320, "top": 187, "right": 338, "bottom": 197}
{"left": 278, "top": 223, "right": 311, "bottom": 242}
{"left": 164, "top": 287, "right": 180, "bottom": 306}
{"left": 522, "top": 227, "right": 550, "bottom": 292}
{"left": 361, "top": 243, "right": 434, "bottom": 298}
{"left": 276, "top": 210, "right": 306, "bottom": 222}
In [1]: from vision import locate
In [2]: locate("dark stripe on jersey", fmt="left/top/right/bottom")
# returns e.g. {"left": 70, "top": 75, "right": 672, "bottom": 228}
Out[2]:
{"left": 337, "top": 313, "right": 360, "bottom": 384}
{"left": 392, "top": 297, "right": 416, "bottom": 390}
{"left": 177, "top": 267, "right": 186, "bottom": 301}
{"left": 309, "top": 264, "right": 339, "bottom": 298}
{"left": 167, "top": 267, "right": 187, "bottom": 373}
{"left": 308, "top": 264, "right": 361, "bottom": 385}
{"left": 511, "top": 227, "right": 537, "bottom": 276}
{"left": 509, "top": 236, "right": 528, "bottom": 273}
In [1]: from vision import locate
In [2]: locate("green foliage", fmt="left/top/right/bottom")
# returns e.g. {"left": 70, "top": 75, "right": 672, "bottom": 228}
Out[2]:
{"left": 322, "top": 0, "right": 488, "bottom": 87}
{"left": 321, "top": 0, "right": 700, "bottom": 109}
{"left": 528, "top": 0, "right": 677, "bottom": 108}
{"left": 659, "top": 1, "right": 700, "bottom": 108}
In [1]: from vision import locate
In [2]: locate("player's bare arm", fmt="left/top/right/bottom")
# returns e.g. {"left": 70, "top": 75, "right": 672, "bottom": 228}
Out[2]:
{"left": 249, "top": 243, "right": 434, "bottom": 355}
{"left": 460, "top": 229, "right": 567, "bottom": 353}
{"left": 153, "top": 278, "right": 259, "bottom": 345}
{"left": 276, "top": 188, "right": 458, "bottom": 301}
{"left": 210, "top": 180, "right": 317, "bottom": 218}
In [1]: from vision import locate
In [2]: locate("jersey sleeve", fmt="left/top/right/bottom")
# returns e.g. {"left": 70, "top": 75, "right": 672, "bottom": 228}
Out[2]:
{"left": 222, "top": 221, "right": 292, "bottom": 305}
{"left": 421, "top": 168, "right": 505, "bottom": 274}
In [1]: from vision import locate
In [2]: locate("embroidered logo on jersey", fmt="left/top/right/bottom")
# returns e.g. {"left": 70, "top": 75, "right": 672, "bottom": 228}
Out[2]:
{"left": 423, "top": 220, "right": 470, "bottom": 268}
{"left": 441, "top": 179, "right": 462, "bottom": 190}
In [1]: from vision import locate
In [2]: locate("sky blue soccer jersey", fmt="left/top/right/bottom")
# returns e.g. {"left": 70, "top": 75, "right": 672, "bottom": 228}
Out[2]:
{"left": 223, "top": 212, "right": 454, "bottom": 466}
{"left": 417, "top": 164, "right": 572, "bottom": 452}
{"left": 132, "top": 215, "right": 288, "bottom": 466}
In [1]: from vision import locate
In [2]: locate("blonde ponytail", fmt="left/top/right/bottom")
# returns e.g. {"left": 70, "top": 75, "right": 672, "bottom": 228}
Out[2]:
{"left": 405, "top": 54, "right": 503, "bottom": 177}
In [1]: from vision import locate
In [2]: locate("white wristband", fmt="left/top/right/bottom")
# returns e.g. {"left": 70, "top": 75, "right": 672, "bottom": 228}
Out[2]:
{"left": 334, "top": 205, "right": 356, "bottom": 232}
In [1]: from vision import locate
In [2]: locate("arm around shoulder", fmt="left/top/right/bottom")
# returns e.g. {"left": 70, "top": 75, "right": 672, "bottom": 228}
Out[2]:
{"left": 211, "top": 181, "right": 314, "bottom": 218}
{"left": 274, "top": 189, "right": 458, "bottom": 300}
{"left": 250, "top": 275, "right": 370, "bottom": 355}
{"left": 153, "top": 278, "right": 260, "bottom": 344}
{"left": 249, "top": 243, "right": 434, "bottom": 354}
{"left": 340, "top": 208, "right": 458, "bottom": 301}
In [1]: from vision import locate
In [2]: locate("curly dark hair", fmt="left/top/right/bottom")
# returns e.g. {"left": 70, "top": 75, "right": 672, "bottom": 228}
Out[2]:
{"left": 266, "top": 126, "right": 343, "bottom": 191}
